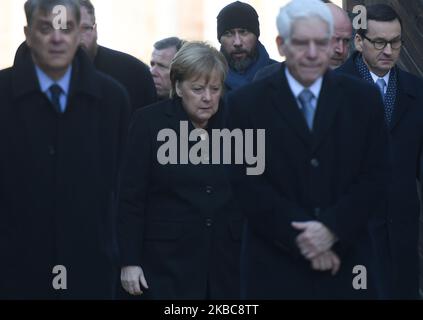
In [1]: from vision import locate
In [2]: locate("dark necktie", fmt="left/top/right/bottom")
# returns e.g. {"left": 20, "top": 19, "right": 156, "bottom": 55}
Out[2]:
{"left": 298, "top": 89, "right": 315, "bottom": 130}
{"left": 49, "top": 84, "right": 63, "bottom": 113}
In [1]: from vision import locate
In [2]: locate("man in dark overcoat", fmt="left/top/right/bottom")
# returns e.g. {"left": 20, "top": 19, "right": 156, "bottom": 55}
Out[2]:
{"left": 0, "top": 0, "right": 130, "bottom": 299}
{"left": 337, "top": 4, "right": 423, "bottom": 299}
{"left": 226, "top": 0, "right": 390, "bottom": 299}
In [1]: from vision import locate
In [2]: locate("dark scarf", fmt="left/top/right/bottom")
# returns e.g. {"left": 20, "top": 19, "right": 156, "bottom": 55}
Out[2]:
{"left": 355, "top": 53, "right": 397, "bottom": 124}
{"left": 225, "top": 41, "right": 275, "bottom": 91}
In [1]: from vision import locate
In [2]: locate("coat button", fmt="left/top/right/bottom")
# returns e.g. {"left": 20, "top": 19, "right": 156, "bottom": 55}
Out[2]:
{"left": 310, "top": 158, "right": 320, "bottom": 168}
{"left": 206, "top": 218, "right": 213, "bottom": 227}
{"left": 206, "top": 186, "right": 214, "bottom": 195}
{"left": 48, "top": 145, "right": 56, "bottom": 156}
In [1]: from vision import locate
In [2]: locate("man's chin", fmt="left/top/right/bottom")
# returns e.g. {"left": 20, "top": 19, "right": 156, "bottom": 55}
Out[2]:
{"left": 378, "top": 62, "right": 395, "bottom": 70}
{"left": 231, "top": 53, "right": 247, "bottom": 60}
{"left": 46, "top": 59, "right": 71, "bottom": 69}
{"left": 330, "top": 58, "right": 343, "bottom": 68}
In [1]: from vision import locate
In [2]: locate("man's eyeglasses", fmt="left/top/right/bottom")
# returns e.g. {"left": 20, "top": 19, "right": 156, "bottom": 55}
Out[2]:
{"left": 362, "top": 35, "right": 403, "bottom": 50}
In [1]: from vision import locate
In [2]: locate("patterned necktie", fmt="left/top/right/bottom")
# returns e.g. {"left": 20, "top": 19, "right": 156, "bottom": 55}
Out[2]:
{"left": 298, "top": 89, "right": 315, "bottom": 130}
{"left": 376, "top": 78, "right": 386, "bottom": 99}
{"left": 355, "top": 54, "right": 396, "bottom": 124}
{"left": 49, "top": 84, "right": 63, "bottom": 113}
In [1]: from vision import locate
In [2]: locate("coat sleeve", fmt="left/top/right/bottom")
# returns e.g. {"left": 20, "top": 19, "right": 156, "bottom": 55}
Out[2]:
{"left": 318, "top": 87, "right": 391, "bottom": 248}
{"left": 118, "top": 109, "right": 153, "bottom": 266}
{"left": 225, "top": 93, "right": 311, "bottom": 258}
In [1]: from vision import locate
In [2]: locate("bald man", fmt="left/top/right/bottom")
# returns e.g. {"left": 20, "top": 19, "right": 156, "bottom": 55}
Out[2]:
{"left": 327, "top": 3, "right": 353, "bottom": 68}
{"left": 254, "top": 3, "right": 353, "bottom": 81}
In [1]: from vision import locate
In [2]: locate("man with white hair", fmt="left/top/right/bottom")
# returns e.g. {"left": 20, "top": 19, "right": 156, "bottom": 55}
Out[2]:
{"left": 227, "top": 0, "right": 390, "bottom": 299}
{"left": 254, "top": 2, "right": 352, "bottom": 81}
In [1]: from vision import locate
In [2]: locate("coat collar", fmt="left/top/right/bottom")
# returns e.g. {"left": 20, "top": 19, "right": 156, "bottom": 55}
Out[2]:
{"left": 11, "top": 42, "right": 101, "bottom": 101}
{"left": 224, "top": 41, "right": 275, "bottom": 91}
{"left": 267, "top": 63, "right": 342, "bottom": 152}
{"left": 337, "top": 51, "right": 362, "bottom": 78}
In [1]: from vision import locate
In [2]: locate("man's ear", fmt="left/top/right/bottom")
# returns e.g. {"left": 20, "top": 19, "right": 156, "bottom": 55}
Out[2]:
{"left": 354, "top": 33, "right": 364, "bottom": 53}
{"left": 24, "top": 26, "right": 31, "bottom": 47}
{"left": 276, "top": 35, "right": 286, "bottom": 57}
{"left": 175, "top": 81, "right": 183, "bottom": 98}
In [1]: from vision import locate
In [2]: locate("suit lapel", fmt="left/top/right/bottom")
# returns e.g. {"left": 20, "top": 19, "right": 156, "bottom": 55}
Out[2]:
{"left": 312, "top": 71, "right": 342, "bottom": 152}
{"left": 268, "top": 65, "right": 312, "bottom": 147}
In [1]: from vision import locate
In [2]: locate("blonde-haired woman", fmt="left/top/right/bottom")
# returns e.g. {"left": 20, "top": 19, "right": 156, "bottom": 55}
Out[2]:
{"left": 118, "top": 42, "right": 242, "bottom": 300}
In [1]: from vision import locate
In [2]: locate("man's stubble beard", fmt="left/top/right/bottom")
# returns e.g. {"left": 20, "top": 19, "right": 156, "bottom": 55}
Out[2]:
{"left": 221, "top": 45, "right": 258, "bottom": 73}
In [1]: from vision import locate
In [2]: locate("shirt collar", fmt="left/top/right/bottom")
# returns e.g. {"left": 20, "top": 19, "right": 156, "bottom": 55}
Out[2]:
{"left": 369, "top": 70, "right": 390, "bottom": 85}
{"left": 35, "top": 65, "right": 72, "bottom": 96}
{"left": 285, "top": 67, "right": 323, "bottom": 100}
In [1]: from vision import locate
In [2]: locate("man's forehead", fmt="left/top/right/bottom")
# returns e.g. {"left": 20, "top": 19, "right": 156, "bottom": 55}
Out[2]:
{"left": 367, "top": 19, "right": 401, "bottom": 29}
{"left": 366, "top": 19, "right": 402, "bottom": 37}
{"left": 32, "top": 6, "right": 78, "bottom": 23}
{"left": 334, "top": 26, "right": 352, "bottom": 37}
{"left": 334, "top": 19, "right": 352, "bottom": 36}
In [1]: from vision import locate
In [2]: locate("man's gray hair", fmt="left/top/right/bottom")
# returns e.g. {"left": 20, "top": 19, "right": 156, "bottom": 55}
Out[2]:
{"left": 25, "top": 0, "right": 81, "bottom": 26}
{"left": 276, "top": 0, "right": 334, "bottom": 42}
{"left": 154, "top": 37, "right": 185, "bottom": 52}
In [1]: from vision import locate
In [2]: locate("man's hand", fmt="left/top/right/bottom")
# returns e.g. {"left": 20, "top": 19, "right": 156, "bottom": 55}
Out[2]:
{"left": 121, "top": 266, "right": 149, "bottom": 296}
{"left": 310, "top": 250, "right": 341, "bottom": 275}
{"left": 292, "top": 221, "right": 337, "bottom": 259}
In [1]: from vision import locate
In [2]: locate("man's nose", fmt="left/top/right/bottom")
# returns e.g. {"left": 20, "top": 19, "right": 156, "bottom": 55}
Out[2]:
{"left": 50, "top": 30, "right": 63, "bottom": 42}
{"left": 233, "top": 33, "right": 242, "bottom": 47}
{"left": 150, "top": 65, "right": 159, "bottom": 76}
{"left": 383, "top": 43, "right": 393, "bottom": 55}
{"left": 334, "top": 38, "right": 343, "bottom": 54}
{"left": 306, "top": 42, "right": 317, "bottom": 58}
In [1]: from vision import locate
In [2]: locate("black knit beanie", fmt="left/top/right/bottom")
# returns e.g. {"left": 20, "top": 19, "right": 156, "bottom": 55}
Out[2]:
{"left": 217, "top": 1, "right": 260, "bottom": 41}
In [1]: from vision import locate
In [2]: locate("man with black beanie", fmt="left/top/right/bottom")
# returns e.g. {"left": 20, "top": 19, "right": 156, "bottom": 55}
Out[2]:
{"left": 217, "top": 1, "right": 277, "bottom": 91}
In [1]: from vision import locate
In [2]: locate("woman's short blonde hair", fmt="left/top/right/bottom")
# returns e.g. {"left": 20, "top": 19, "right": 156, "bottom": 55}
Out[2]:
{"left": 170, "top": 41, "right": 228, "bottom": 98}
